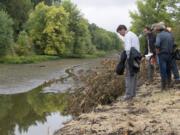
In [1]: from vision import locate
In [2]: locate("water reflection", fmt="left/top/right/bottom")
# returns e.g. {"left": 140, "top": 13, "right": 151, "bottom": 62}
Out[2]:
{"left": 0, "top": 85, "right": 71, "bottom": 135}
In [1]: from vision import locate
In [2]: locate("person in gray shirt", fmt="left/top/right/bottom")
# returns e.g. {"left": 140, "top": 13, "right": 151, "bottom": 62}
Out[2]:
{"left": 155, "top": 23, "right": 174, "bottom": 90}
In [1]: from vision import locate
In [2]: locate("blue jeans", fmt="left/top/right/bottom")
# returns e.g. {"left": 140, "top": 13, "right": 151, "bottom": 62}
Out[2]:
{"left": 158, "top": 54, "right": 171, "bottom": 82}
{"left": 171, "top": 58, "right": 180, "bottom": 80}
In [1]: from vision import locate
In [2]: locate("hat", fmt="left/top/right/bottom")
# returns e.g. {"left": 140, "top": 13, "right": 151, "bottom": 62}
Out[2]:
{"left": 151, "top": 23, "right": 158, "bottom": 30}
{"left": 157, "top": 21, "right": 166, "bottom": 30}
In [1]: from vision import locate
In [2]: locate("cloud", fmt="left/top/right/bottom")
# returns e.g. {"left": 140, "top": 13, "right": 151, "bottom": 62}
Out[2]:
{"left": 71, "top": 0, "right": 137, "bottom": 32}
{"left": 72, "top": 0, "right": 136, "bottom": 8}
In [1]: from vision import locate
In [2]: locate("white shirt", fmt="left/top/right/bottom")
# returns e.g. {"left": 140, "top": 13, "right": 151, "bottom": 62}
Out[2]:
{"left": 124, "top": 31, "right": 140, "bottom": 52}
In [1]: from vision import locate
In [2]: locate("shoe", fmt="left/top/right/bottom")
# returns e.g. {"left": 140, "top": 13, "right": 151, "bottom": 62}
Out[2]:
{"left": 167, "top": 79, "right": 173, "bottom": 88}
{"left": 122, "top": 95, "right": 133, "bottom": 101}
{"left": 161, "top": 79, "right": 167, "bottom": 91}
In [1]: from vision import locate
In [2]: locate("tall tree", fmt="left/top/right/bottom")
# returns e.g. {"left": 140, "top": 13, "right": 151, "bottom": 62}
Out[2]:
{"left": 89, "top": 23, "right": 122, "bottom": 51}
{"left": 26, "top": 3, "right": 71, "bottom": 55}
{"left": 0, "top": 0, "right": 33, "bottom": 38}
{"left": 130, "top": 0, "right": 178, "bottom": 34}
{"left": 0, "top": 10, "right": 14, "bottom": 56}
{"left": 61, "top": 0, "right": 93, "bottom": 56}
{"left": 31, "top": 0, "right": 61, "bottom": 6}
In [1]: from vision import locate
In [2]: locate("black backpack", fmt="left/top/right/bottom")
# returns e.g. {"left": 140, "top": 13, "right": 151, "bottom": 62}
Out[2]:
{"left": 174, "top": 49, "right": 180, "bottom": 60}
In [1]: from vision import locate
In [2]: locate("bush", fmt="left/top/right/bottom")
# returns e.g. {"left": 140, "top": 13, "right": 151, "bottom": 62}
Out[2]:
{"left": 15, "top": 31, "right": 33, "bottom": 56}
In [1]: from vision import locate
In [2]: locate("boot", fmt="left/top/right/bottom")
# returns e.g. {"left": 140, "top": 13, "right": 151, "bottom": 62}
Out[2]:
{"left": 167, "top": 78, "right": 173, "bottom": 88}
{"left": 161, "top": 79, "right": 167, "bottom": 91}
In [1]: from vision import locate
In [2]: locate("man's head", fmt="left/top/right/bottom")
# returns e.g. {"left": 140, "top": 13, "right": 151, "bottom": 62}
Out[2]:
{"left": 116, "top": 25, "right": 127, "bottom": 36}
{"left": 143, "top": 26, "right": 151, "bottom": 35}
{"left": 166, "top": 27, "right": 172, "bottom": 32}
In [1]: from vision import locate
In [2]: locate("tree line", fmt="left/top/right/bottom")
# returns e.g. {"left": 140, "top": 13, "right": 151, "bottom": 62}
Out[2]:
{"left": 0, "top": 0, "right": 122, "bottom": 58}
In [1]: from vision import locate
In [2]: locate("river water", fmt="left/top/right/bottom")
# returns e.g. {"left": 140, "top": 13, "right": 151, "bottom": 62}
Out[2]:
{"left": 0, "top": 56, "right": 117, "bottom": 135}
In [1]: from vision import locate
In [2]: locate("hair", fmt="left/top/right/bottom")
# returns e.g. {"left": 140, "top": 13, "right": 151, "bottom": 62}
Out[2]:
{"left": 144, "top": 26, "right": 151, "bottom": 31}
{"left": 116, "top": 25, "right": 127, "bottom": 32}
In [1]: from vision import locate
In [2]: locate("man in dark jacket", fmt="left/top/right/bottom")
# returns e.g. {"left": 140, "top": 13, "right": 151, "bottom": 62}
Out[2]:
{"left": 166, "top": 27, "right": 180, "bottom": 83}
{"left": 143, "top": 26, "right": 156, "bottom": 82}
{"left": 155, "top": 23, "right": 174, "bottom": 90}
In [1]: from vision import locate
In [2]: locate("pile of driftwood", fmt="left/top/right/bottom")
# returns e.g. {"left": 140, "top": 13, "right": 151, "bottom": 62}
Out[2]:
{"left": 64, "top": 59, "right": 124, "bottom": 116}
{"left": 65, "top": 58, "right": 146, "bottom": 116}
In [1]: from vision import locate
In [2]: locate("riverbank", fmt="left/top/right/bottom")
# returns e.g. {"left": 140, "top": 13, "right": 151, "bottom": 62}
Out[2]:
{"left": 55, "top": 76, "right": 180, "bottom": 135}
{"left": 0, "top": 54, "right": 117, "bottom": 94}
{"left": 0, "top": 50, "right": 110, "bottom": 64}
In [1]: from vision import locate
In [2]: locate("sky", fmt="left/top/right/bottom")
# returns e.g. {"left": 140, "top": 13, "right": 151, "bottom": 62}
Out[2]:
{"left": 71, "top": 0, "right": 137, "bottom": 32}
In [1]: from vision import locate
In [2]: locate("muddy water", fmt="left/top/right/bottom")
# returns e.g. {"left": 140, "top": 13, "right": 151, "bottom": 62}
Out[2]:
{"left": 0, "top": 55, "right": 117, "bottom": 135}
{"left": 0, "top": 57, "right": 110, "bottom": 94}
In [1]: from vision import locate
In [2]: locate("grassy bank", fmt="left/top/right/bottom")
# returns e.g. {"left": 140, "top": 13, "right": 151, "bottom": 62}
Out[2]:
{"left": 0, "top": 55, "right": 60, "bottom": 64}
{"left": 0, "top": 50, "right": 117, "bottom": 64}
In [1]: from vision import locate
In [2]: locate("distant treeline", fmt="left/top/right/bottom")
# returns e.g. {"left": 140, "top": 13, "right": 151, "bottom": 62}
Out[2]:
{"left": 0, "top": 0, "right": 122, "bottom": 58}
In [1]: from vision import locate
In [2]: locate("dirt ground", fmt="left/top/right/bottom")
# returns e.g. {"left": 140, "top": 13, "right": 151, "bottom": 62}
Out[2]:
{"left": 55, "top": 74, "right": 180, "bottom": 135}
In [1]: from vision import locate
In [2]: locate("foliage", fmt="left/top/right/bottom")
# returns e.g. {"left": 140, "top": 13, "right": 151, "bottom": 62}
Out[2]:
{"left": 43, "top": 5, "right": 72, "bottom": 56}
{"left": 31, "top": 0, "right": 61, "bottom": 6}
{"left": 61, "top": 0, "right": 93, "bottom": 56}
{"left": 130, "top": 0, "right": 178, "bottom": 34}
{"left": 173, "top": 25, "right": 180, "bottom": 47}
{"left": 139, "top": 35, "right": 146, "bottom": 54}
{"left": 1, "top": 0, "right": 122, "bottom": 61}
{"left": 0, "top": 0, "right": 33, "bottom": 37}
{"left": 26, "top": 3, "right": 49, "bottom": 54}
{"left": 0, "top": 10, "right": 14, "bottom": 56}
{"left": 89, "top": 23, "right": 122, "bottom": 51}
{"left": 26, "top": 3, "right": 72, "bottom": 56}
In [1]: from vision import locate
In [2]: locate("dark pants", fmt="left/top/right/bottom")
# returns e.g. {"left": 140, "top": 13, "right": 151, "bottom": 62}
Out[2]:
{"left": 171, "top": 58, "right": 180, "bottom": 80}
{"left": 158, "top": 54, "right": 172, "bottom": 89}
{"left": 125, "top": 62, "right": 137, "bottom": 97}
{"left": 147, "top": 60, "right": 154, "bottom": 82}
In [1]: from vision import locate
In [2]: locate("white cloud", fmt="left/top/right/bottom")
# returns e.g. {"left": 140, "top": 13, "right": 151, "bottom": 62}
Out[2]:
{"left": 71, "top": 0, "right": 137, "bottom": 32}
{"left": 72, "top": 0, "right": 136, "bottom": 8}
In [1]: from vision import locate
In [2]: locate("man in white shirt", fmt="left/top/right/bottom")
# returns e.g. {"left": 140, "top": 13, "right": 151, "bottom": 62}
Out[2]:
{"left": 116, "top": 25, "right": 140, "bottom": 100}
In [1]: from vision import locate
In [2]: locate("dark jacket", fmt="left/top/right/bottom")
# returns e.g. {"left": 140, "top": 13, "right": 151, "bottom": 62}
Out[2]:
{"left": 128, "top": 47, "right": 142, "bottom": 76}
{"left": 116, "top": 50, "right": 127, "bottom": 75}
{"left": 155, "top": 31, "right": 174, "bottom": 55}
{"left": 144, "top": 33, "right": 156, "bottom": 56}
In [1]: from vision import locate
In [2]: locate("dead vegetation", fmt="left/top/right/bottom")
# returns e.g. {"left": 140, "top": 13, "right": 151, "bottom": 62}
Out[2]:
{"left": 55, "top": 73, "right": 180, "bottom": 135}
{"left": 65, "top": 59, "right": 125, "bottom": 116}
{"left": 54, "top": 59, "right": 180, "bottom": 135}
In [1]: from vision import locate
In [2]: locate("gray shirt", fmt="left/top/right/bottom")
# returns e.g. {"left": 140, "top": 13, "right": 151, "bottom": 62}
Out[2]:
{"left": 155, "top": 31, "right": 174, "bottom": 54}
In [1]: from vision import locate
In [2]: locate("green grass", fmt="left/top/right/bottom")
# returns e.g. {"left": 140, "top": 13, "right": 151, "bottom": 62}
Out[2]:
{"left": 0, "top": 55, "right": 60, "bottom": 64}
{"left": 0, "top": 50, "right": 117, "bottom": 64}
